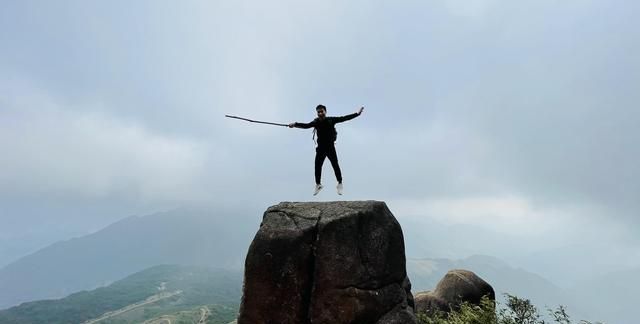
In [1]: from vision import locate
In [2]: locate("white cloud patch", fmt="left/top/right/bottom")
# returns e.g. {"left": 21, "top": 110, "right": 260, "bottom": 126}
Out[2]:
{"left": 0, "top": 82, "right": 208, "bottom": 204}
{"left": 390, "top": 193, "right": 638, "bottom": 257}
{"left": 392, "top": 195, "right": 567, "bottom": 234}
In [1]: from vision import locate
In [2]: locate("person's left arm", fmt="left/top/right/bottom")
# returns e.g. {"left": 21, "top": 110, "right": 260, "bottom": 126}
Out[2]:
{"left": 332, "top": 107, "right": 365, "bottom": 123}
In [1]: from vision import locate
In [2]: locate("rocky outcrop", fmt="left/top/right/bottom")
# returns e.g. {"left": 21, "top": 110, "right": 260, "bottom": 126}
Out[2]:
{"left": 238, "top": 201, "right": 417, "bottom": 324}
{"left": 414, "top": 269, "right": 495, "bottom": 315}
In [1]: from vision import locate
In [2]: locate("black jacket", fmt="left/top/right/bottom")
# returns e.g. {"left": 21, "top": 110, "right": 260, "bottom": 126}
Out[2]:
{"left": 294, "top": 113, "right": 360, "bottom": 146}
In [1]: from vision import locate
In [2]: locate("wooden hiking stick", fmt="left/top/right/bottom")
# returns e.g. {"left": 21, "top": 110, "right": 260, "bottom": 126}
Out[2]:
{"left": 225, "top": 115, "right": 289, "bottom": 127}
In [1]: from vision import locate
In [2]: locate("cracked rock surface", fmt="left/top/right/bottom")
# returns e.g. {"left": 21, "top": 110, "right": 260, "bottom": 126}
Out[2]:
{"left": 238, "top": 201, "right": 417, "bottom": 324}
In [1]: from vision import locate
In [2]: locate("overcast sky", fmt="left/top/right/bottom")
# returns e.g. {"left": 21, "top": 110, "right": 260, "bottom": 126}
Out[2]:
{"left": 1, "top": 0, "right": 639, "bottom": 268}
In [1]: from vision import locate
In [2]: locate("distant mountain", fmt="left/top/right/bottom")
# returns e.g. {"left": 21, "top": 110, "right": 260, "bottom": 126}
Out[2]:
{"left": 2, "top": 206, "right": 632, "bottom": 323}
{"left": 0, "top": 264, "right": 242, "bottom": 324}
{"left": 511, "top": 243, "right": 640, "bottom": 287}
{"left": 0, "top": 236, "right": 63, "bottom": 269}
{"left": 401, "top": 218, "right": 640, "bottom": 291}
{"left": 0, "top": 208, "right": 255, "bottom": 309}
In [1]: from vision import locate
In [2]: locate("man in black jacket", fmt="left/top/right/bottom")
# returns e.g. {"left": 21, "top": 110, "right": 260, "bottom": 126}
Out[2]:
{"left": 289, "top": 104, "right": 364, "bottom": 195}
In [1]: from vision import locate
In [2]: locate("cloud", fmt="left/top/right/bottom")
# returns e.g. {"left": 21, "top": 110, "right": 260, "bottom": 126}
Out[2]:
{"left": 443, "top": 0, "right": 499, "bottom": 18}
{"left": 0, "top": 80, "right": 208, "bottom": 204}
{"left": 0, "top": 0, "right": 639, "bottom": 268}
{"left": 391, "top": 194, "right": 608, "bottom": 236}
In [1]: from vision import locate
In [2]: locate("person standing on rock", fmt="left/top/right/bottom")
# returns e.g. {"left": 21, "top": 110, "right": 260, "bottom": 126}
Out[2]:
{"left": 289, "top": 105, "right": 364, "bottom": 195}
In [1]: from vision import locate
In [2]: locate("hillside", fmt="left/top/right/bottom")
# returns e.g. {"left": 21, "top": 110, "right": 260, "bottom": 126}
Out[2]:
{"left": 0, "top": 264, "right": 242, "bottom": 324}
{"left": 1, "top": 208, "right": 628, "bottom": 323}
{"left": 0, "top": 208, "right": 255, "bottom": 309}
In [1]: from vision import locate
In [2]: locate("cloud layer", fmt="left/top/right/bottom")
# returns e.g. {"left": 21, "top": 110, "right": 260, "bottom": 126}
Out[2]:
{"left": 1, "top": 0, "right": 638, "bottom": 269}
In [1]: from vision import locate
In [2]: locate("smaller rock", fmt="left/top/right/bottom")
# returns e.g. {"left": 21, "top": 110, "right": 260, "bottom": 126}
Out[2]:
{"left": 414, "top": 269, "right": 494, "bottom": 315}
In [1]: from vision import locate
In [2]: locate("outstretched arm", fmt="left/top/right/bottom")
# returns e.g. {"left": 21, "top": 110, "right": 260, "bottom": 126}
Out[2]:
{"left": 333, "top": 106, "right": 365, "bottom": 123}
{"left": 288, "top": 119, "right": 317, "bottom": 129}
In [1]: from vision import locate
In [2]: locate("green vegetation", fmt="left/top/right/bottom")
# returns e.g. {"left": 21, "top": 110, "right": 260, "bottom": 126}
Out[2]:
{"left": 205, "top": 304, "right": 239, "bottom": 324}
{"left": 417, "top": 296, "right": 496, "bottom": 324}
{"left": 417, "top": 294, "right": 604, "bottom": 324}
{"left": 0, "top": 265, "right": 241, "bottom": 324}
{"left": 2, "top": 263, "right": 609, "bottom": 324}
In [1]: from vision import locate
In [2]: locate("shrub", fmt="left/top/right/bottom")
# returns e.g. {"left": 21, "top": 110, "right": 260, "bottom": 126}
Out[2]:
{"left": 417, "top": 294, "right": 605, "bottom": 324}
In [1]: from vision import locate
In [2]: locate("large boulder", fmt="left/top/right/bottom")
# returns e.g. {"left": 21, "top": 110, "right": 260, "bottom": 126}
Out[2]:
{"left": 414, "top": 269, "right": 495, "bottom": 315}
{"left": 238, "top": 201, "right": 417, "bottom": 324}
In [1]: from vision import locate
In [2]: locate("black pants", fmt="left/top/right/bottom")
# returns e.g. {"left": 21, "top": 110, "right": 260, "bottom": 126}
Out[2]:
{"left": 315, "top": 144, "right": 342, "bottom": 185}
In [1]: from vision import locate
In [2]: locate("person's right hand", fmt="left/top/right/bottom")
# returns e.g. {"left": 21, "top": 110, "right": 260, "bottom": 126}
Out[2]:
{"left": 288, "top": 123, "right": 295, "bottom": 128}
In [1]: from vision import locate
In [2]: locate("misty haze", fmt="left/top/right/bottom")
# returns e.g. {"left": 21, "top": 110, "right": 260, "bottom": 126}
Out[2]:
{"left": 1, "top": 1, "right": 639, "bottom": 323}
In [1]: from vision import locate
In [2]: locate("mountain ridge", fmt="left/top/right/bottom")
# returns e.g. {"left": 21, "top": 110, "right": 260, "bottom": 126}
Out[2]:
{"left": 0, "top": 264, "right": 241, "bottom": 324}
{"left": 0, "top": 208, "right": 255, "bottom": 309}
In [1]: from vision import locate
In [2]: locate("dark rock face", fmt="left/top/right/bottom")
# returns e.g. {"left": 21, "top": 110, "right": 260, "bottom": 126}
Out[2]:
{"left": 238, "top": 201, "right": 417, "bottom": 324}
{"left": 414, "top": 269, "right": 495, "bottom": 315}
